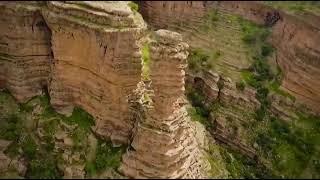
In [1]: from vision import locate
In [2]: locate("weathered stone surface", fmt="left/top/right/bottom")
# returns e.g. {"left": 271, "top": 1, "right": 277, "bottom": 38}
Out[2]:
{"left": 0, "top": 2, "right": 52, "bottom": 102}
{"left": 119, "top": 30, "right": 208, "bottom": 179}
{"left": 41, "top": 1, "right": 147, "bottom": 144}
{"left": 138, "top": 1, "right": 320, "bottom": 115}
{"left": 211, "top": 1, "right": 320, "bottom": 115}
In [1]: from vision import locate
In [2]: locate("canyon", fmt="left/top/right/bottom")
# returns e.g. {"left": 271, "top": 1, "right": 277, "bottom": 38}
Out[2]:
{"left": 0, "top": 1, "right": 319, "bottom": 179}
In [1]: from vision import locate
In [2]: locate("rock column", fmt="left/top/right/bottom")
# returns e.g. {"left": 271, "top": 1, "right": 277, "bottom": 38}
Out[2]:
{"left": 119, "top": 30, "right": 206, "bottom": 179}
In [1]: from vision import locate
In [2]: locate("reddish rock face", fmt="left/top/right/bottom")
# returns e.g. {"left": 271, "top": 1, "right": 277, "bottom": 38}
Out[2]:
{"left": 139, "top": 1, "right": 320, "bottom": 114}
{"left": 41, "top": 1, "right": 147, "bottom": 144}
{"left": 0, "top": 1, "right": 148, "bottom": 144}
{"left": 120, "top": 30, "right": 207, "bottom": 179}
{"left": 0, "top": 2, "right": 52, "bottom": 102}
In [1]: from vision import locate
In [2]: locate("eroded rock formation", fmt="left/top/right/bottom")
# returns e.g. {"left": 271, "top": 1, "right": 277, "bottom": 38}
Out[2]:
{"left": 138, "top": 1, "right": 320, "bottom": 114}
{"left": 119, "top": 30, "right": 208, "bottom": 179}
{"left": 41, "top": 1, "right": 147, "bottom": 144}
{"left": 0, "top": 1, "right": 209, "bottom": 179}
{"left": 217, "top": 1, "right": 320, "bottom": 115}
{"left": 0, "top": 2, "right": 52, "bottom": 102}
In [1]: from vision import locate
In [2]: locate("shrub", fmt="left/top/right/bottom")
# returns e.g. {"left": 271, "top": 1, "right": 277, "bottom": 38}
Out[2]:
{"left": 26, "top": 156, "right": 61, "bottom": 179}
{"left": 261, "top": 44, "right": 274, "bottom": 57}
{"left": 22, "top": 135, "right": 37, "bottom": 160}
{"left": 255, "top": 106, "right": 267, "bottom": 121}
{"left": 85, "top": 161, "right": 97, "bottom": 177}
{"left": 95, "top": 140, "right": 125, "bottom": 172}
{"left": 187, "top": 107, "right": 207, "bottom": 125}
{"left": 128, "top": 2, "right": 139, "bottom": 12}
{"left": 65, "top": 107, "right": 95, "bottom": 132}
{"left": 236, "top": 81, "right": 246, "bottom": 91}
{"left": 256, "top": 133, "right": 274, "bottom": 152}
{"left": 242, "top": 33, "right": 257, "bottom": 44}
{"left": 0, "top": 114, "right": 22, "bottom": 141}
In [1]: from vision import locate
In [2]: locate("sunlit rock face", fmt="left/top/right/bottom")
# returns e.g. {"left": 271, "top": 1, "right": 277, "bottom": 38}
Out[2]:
{"left": 0, "top": 2, "right": 52, "bottom": 102}
{"left": 138, "top": 1, "right": 320, "bottom": 115}
{"left": 119, "top": 30, "right": 208, "bottom": 179}
{"left": 41, "top": 1, "right": 147, "bottom": 144}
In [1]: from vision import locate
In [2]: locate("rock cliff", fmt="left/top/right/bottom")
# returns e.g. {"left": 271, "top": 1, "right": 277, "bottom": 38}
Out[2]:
{"left": 0, "top": 1, "right": 209, "bottom": 179}
{"left": 0, "top": 2, "right": 51, "bottom": 102}
{"left": 41, "top": 1, "right": 147, "bottom": 145}
{"left": 138, "top": 1, "right": 320, "bottom": 114}
{"left": 217, "top": 1, "right": 320, "bottom": 115}
{"left": 119, "top": 30, "right": 208, "bottom": 179}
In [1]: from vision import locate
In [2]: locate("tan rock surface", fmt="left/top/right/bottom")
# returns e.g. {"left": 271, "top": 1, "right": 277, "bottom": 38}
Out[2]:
{"left": 41, "top": 1, "right": 147, "bottom": 144}
{"left": 138, "top": 1, "right": 320, "bottom": 114}
{"left": 0, "top": 2, "right": 52, "bottom": 102}
{"left": 119, "top": 30, "right": 208, "bottom": 179}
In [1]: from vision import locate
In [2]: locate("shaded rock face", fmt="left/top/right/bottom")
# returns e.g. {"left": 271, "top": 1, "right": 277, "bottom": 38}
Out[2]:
{"left": 0, "top": 2, "right": 52, "bottom": 102}
{"left": 0, "top": 2, "right": 207, "bottom": 179}
{"left": 216, "top": 1, "right": 320, "bottom": 115}
{"left": 138, "top": 1, "right": 320, "bottom": 114}
{"left": 120, "top": 30, "right": 207, "bottom": 179}
{"left": 138, "top": 1, "right": 253, "bottom": 82}
{"left": 42, "top": 1, "right": 146, "bottom": 144}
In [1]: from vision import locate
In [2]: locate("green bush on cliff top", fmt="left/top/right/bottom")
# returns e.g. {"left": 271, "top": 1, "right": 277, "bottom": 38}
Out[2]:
{"left": 128, "top": 2, "right": 139, "bottom": 12}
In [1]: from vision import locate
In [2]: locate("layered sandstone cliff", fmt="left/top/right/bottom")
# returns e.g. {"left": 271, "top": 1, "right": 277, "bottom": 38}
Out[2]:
{"left": 0, "top": 2, "right": 51, "bottom": 102}
{"left": 217, "top": 1, "right": 320, "bottom": 115}
{"left": 41, "top": 1, "right": 147, "bottom": 144}
{"left": 0, "top": 1, "right": 209, "bottom": 179}
{"left": 119, "top": 30, "right": 208, "bottom": 179}
{"left": 138, "top": 1, "right": 320, "bottom": 114}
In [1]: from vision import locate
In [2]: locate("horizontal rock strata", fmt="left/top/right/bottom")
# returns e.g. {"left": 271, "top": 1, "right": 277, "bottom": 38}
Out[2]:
{"left": 119, "top": 30, "right": 207, "bottom": 179}
{"left": 0, "top": 2, "right": 52, "bottom": 102}
{"left": 40, "top": 1, "right": 147, "bottom": 144}
{"left": 138, "top": 1, "right": 320, "bottom": 114}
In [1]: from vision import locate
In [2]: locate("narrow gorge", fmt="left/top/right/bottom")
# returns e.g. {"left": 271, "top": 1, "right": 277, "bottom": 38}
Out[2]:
{"left": 0, "top": 1, "right": 319, "bottom": 179}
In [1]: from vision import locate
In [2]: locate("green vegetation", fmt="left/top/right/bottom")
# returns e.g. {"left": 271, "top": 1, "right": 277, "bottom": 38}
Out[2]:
{"left": 237, "top": 17, "right": 278, "bottom": 122}
{"left": 201, "top": 9, "right": 219, "bottom": 31}
{"left": 238, "top": 18, "right": 270, "bottom": 45}
{"left": 187, "top": 106, "right": 208, "bottom": 125}
{"left": 187, "top": 48, "right": 221, "bottom": 72}
{"left": 236, "top": 81, "right": 245, "bottom": 91}
{"left": 268, "top": 80, "right": 296, "bottom": 101}
{"left": 186, "top": 87, "right": 211, "bottom": 118}
{"left": 85, "top": 139, "right": 126, "bottom": 177}
{"left": 264, "top": 1, "right": 320, "bottom": 15}
{"left": 256, "top": 113, "right": 320, "bottom": 178}
{"left": 0, "top": 114, "right": 23, "bottom": 141}
{"left": 142, "top": 42, "right": 151, "bottom": 81}
{"left": 0, "top": 90, "right": 103, "bottom": 179}
{"left": 22, "top": 135, "right": 38, "bottom": 160}
{"left": 26, "top": 154, "right": 61, "bottom": 179}
{"left": 128, "top": 2, "right": 139, "bottom": 13}
{"left": 219, "top": 145, "right": 275, "bottom": 178}
{"left": 65, "top": 107, "right": 95, "bottom": 132}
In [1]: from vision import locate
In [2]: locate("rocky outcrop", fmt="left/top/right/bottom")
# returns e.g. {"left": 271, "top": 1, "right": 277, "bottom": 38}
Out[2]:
{"left": 186, "top": 70, "right": 220, "bottom": 103}
{"left": 217, "top": 1, "right": 320, "bottom": 114}
{"left": 41, "top": 1, "right": 147, "bottom": 144}
{"left": 0, "top": 139, "right": 27, "bottom": 178}
{"left": 0, "top": 2, "right": 52, "bottom": 102}
{"left": 138, "top": 1, "right": 252, "bottom": 82}
{"left": 187, "top": 69, "right": 260, "bottom": 110}
{"left": 138, "top": 1, "right": 320, "bottom": 114}
{"left": 119, "top": 30, "right": 208, "bottom": 179}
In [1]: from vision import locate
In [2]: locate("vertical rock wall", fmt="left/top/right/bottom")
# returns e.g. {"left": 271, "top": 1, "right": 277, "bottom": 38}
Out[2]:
{"left": 41, "top": 1, "right": 147, "bottom": 144}
{"left": 119, "top": 30, "right": 207, "bottom": 179}
{"left": 0, "top": 2, "right": 52, "bottom": 102}
{"left": 138, "top": 1, "right": 320, "bottom": 114}
{"left": 217, "top": 1, "right": 320, "bottom": 114}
